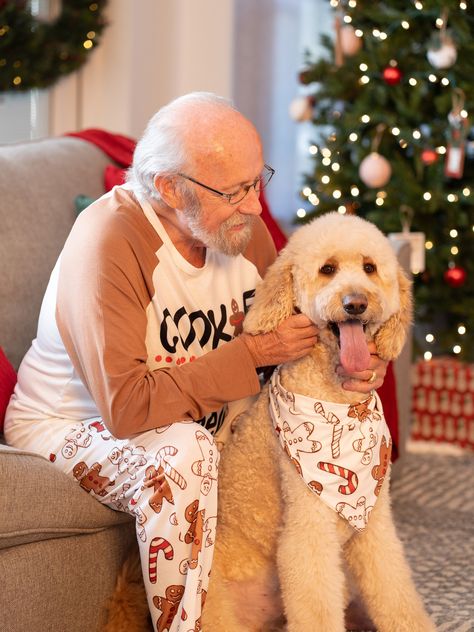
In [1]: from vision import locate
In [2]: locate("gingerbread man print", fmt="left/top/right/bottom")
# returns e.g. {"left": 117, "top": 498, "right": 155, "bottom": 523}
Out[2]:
{"left": 372, "top": 435, "right": 392, "bottom": 496}
{"left": 61, "top": 423, "right": 93, "bottom": 459}
{"left": 72, "top": 461, "right": 114, "bottom": 497}
{"left": 203, "top": 515, "right": 217, "bottom": 548}
{"left": 108, "top": 445, "right": 148, "bottom": 479}
{"left": 109, "top": 483, "right": 131, "bottom": 512}
{"left": 144, "top": 463, "right": 174, "bottom": 513}
{"left": 336, "top": 496, "right": 373, "bottom": 531}
{"left": 133, "top": 506, "right": 148, "bottom": 542}
{"left": 352, "top": 421, "right": 378, "bottom": 465}
{"left": 228, "top": 298, "right": 245, "bottom": 337}
{"left": 191, "top": 431, "right": 219, "bottom": 495}
{"left": 348, "top": 396, "right": 377, "bottom": 422}
{"left": 184, "top": 499, "right": 205, "bottom": 570}
{"left": 153, "top": 584, "right": 185, "bottom": 632}
{"left": 282, "top": 420, "right": 322, "bottom": 458}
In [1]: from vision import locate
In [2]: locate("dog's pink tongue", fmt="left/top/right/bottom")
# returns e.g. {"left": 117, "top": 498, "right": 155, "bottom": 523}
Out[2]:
{"left": 339, "top": 320, "right": 371, "bottom": 373}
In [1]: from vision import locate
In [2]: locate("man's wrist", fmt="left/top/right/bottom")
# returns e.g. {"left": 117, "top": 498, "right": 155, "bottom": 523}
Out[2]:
{"left": 240, "top": 332, "right": 260, "bottom": 368}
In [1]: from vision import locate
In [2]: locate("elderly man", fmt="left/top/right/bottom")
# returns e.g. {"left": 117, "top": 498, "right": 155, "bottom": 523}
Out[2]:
{"left": 5, "top": 92, "right": 386, "bottom": 630}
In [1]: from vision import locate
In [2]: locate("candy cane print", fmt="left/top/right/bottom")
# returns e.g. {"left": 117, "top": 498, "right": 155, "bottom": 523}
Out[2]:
{"left": 317, "top": 461, "right": 358, "bottom": 495}
{"left": 330, "top": 425, "right": 343, "bottom": 459}
{"left": 157, "top": 446, "right": 187, "bottom": 489}
{"left": 314, "top": 403, "right": 343, "bottom": 459}
{"left": 148, "top": 537, "right": 174, "bottom": 584}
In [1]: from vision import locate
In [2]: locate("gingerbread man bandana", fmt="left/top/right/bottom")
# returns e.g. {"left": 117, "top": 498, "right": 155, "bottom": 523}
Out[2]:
{"left": 269, "top": 368, "right": 392, "bottom": 531}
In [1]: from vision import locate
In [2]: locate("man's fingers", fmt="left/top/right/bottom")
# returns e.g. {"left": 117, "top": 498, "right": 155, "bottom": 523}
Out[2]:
{"left": 286, "top": 313, "right": 317, "bottom": 329}
{"left": 342, "top": 376, "right": 384, "bottom": 392}
{"left": 242, "top": 313, "right": 320, "bottom": 368}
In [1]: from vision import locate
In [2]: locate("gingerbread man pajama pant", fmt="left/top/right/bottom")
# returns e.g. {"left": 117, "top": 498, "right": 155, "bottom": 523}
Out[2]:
{"left": 6, "top": 417, "right": 219, "bottom": 632}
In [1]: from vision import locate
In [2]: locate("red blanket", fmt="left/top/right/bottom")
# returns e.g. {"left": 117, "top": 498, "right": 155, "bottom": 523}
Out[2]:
{"left": 68, "top": 128, "right": 399, "bottom": 458}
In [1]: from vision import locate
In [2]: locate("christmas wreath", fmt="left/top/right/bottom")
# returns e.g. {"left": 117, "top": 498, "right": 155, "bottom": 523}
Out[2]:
{"left": 0, "top": 0, "right": 108, "bottom": 92}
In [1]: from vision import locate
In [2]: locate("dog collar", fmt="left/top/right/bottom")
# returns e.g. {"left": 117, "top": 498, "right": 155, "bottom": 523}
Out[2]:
{"left": 268, "top": 368, "right": 392, "bottom": 531}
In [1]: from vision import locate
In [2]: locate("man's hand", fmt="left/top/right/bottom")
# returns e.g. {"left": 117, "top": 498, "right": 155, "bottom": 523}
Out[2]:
{"left": 336, "top": 342, "right": 388, "bottom": 393}
{"left": 242, "top": 314, "right": 319, "bottom": 368}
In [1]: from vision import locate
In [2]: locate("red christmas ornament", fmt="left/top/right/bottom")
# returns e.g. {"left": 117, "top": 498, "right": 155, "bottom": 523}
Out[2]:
{"left": 298, "top": 69, "right": 313, "bottom": 85}
{"left": 444, "top": 266, "right": 467, "bottom": 288}
{"left": 382, "top": 66, "right": 403, "bottom": 86}
{"left": 421, "top": 149, "right": 438, "bottom": 165}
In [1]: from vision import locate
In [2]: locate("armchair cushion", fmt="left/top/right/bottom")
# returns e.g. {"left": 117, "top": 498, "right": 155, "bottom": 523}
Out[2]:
{"left": 0, "top": 445, "right": 133, "bottom": 551}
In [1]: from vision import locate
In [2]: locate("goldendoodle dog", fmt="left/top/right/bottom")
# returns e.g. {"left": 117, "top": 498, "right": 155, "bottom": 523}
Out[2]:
{"left": 202, "top": 212, "right": 436, "bottom": 631}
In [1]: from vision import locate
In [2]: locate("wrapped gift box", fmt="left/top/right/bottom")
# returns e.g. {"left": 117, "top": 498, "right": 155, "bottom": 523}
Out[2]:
{"left": 411, "top": 358, "right": 474, "bottom": 449}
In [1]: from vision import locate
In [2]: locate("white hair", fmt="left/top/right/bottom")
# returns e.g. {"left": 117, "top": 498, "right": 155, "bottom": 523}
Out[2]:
{"left": 126, "top": 92, "right": 237, "bottom": 202}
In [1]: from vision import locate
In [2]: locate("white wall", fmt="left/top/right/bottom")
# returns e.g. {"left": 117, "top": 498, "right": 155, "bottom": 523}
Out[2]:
{"left": 233, "top": 0, "right": 302, "bottom": 227}
{"left": 51, "top": 0, "right": 235, "bottom": 138}
{"left": 233, "top": 0, "right": 332, "bottom": 227}
{"left": 0, "top": 0, "right": 329, "bottom": 226}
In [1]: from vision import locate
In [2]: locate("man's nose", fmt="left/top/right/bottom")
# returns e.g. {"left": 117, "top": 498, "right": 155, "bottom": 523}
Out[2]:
{"left": 237, "top": 186, "right": 262, "bottom": 215}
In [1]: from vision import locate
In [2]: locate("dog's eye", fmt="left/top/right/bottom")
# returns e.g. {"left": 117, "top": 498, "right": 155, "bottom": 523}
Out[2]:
{"left": 320, "top": 264, "right": 336, "bottom": 275}
{"left": 364, "top": 263, "right": 376, "bottom": 274}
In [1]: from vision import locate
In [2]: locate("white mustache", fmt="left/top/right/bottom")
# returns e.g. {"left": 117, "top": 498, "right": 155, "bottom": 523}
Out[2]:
{"left": 223, "top": 213, "right": 255, "bottom": 230}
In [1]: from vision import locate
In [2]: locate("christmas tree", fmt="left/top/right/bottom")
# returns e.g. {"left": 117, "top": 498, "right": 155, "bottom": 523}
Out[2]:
{"left": 292, "top": 0, "right": 474, "bottom": 361}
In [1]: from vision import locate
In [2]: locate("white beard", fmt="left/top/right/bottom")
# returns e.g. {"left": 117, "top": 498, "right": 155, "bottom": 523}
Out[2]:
{"left": 185, "top": 206, "right": 256, "bottom": 257}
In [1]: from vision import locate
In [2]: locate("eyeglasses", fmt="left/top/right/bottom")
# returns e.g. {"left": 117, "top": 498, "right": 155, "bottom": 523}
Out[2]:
{"left": 178, "top": 164, "right": 275, "bottom": 205}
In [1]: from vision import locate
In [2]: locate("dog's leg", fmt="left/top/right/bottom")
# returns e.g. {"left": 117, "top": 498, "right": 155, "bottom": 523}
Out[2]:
{"left": 204, "top": 553, "right": 283, "bottom": 632}
{"left": 277, "top": 456, "right": 347, "bottom": 632}
{"left": 203, "top": 396, "right": 284, "bottom": 631}
{"left": 344, "top": 478, "right": 436, "bottom": 632}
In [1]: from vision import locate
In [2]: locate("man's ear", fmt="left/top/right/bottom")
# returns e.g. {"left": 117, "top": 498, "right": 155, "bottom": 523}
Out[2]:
{"left": 154, "top": 174, "right": 182, "bottom": 208}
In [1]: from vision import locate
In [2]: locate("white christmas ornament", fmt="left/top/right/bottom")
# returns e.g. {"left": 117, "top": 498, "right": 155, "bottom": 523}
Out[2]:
{"left": 359, "top": 152, "right": 392, "bottom": 188}
{"left": 340, "top": 25, "right": 362, "bottom": 56}
{"left": 427, "top": 41, "right": 457, "bottom": 69}
{"left": 289, "top": 96, "right": 314, "bottom": 122}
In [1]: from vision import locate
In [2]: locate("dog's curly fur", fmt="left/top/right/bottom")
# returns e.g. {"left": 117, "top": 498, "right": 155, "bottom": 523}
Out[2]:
{"left": 104, "top": 213, "right": 436, "bottom": 632}
{"left": 202, "top": 213, "right": 436, "bottom": 632}
{"left": 102, "top": 553, "right": 153, "bottom": 632}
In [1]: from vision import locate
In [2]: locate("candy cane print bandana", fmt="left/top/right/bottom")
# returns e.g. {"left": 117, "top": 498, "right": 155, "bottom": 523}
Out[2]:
{"left": 268, "top": 368, "right": 392, "bottom": 531}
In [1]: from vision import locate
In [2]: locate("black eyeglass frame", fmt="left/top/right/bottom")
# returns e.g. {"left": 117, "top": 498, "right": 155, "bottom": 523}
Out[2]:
{"left": 177, "top": 164, "right": 275, "bottom": 205}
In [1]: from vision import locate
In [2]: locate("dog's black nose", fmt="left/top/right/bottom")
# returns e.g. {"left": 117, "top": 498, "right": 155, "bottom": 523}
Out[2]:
{"left": 343, "top": 294, "right": 368, "bottom": 315}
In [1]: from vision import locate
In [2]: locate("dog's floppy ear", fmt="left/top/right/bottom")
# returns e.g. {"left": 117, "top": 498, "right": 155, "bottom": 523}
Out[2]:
{"left": 244, "top": 254, "right": 294, "bottom": 334}
{"left": 374, "top": 266, "right": 413, "bottom": 361}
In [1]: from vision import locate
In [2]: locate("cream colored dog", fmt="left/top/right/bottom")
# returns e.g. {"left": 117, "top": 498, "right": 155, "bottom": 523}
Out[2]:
{"left": 202, "top": 213, "right": 435, "bottom": 632}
